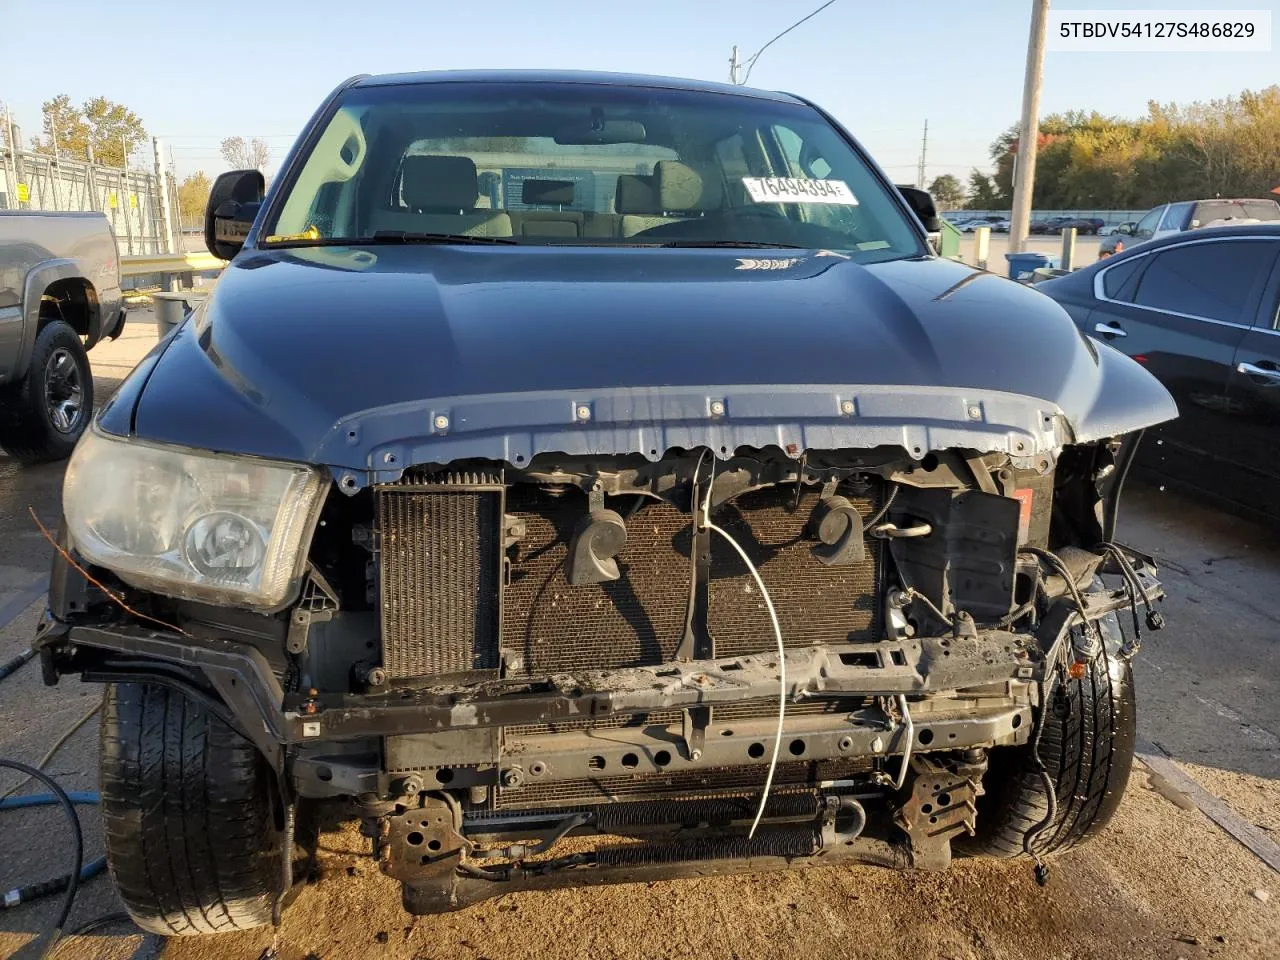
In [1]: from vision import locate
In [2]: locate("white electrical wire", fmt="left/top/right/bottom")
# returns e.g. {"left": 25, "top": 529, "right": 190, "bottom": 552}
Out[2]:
{"left": 892, "top": 694, "right": 914, "bottom": 791}
{"left": 706, "top": 522, "right": 785, "bottom": 837}
{"left": 697, "top": 453, "right": 787, "bottom": 840}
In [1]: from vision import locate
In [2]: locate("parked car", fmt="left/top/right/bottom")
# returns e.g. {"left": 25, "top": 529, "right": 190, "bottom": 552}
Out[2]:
{"left": 989, "top": 218, "right": 1011, "bottom": 232}
{"left": 954, "top": 217, "right": 1007, "bottom": 233}
{"left": 1132, "top": 198, "right": 1280, "bottom": 242}
{"left": 0, "top": 212, "right": 125, "bottom": 460}
{"left": 1038, "top": 223, "right": 1280, "bottom": 523}
{"left": 1038, "top": 217, "right": 1104, "bottom": 236}
{"left": 38, "top": 69, "right": 1173, "bottom": 933}
{"left": 1029, "top": 216, "right": 1069, "bottom": 235}
{"left": 1065, "top": 217, "right": 1105, "bottom": 235}
{"left": 1100, "top": 221, "right": 1137, "bottom": 237}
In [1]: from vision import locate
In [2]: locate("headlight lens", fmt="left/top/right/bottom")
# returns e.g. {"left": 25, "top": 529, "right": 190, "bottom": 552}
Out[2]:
{"left": 63, "top": 428, "right": 327, "bottom": 609}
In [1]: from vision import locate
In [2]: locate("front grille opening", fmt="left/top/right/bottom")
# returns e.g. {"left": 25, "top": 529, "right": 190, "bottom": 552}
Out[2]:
{"left": 503, "top": 487, "right": 690, "bottom": 675}
{"left": 375, "top": 473, "right": 884, "bottom": 681}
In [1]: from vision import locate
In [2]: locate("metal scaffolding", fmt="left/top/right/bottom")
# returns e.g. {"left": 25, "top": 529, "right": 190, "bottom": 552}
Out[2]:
{"left": 0, "top": 124, "right": 177, "bottom": 255}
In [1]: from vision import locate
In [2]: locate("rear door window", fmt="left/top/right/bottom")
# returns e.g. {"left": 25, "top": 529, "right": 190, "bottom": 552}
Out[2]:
{"left": 1101, "top": 257, "right": 1144, "bottom": 300}
{"left": 1158, "top": 202, "right": 1192, "bottom": 231}
{"left": 1132, "top": 240, "right": 1280, "bottom": 323}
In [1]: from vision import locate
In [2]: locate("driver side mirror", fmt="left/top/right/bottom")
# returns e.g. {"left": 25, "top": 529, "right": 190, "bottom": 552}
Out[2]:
{"left": 205, "top": 169, "right": 265, "bottom": 260}
{"left": 896, "top": 186, "right": 940, "bottom": 232}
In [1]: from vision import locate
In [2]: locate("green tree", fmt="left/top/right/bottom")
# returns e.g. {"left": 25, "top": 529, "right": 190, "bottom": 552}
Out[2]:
{"left": 177, "top": 171, "right": 211, "bottom": 228}
{"left": 82, "top": 96, "right": 147, "bottom": 167}
{"left": 35, "top": 94, "right": 90, "bottom": 158}
{"left": 984, "top": 86, "right": 1280, "bottom": 209}
{"left": 965, "top": 170, "right": 1002, "bottom": 209}
{"left": 927, "top": 173, "right": 965, "bottom": 209}
{"left": 33, "top": 94, "right": 146, "bottom": 166}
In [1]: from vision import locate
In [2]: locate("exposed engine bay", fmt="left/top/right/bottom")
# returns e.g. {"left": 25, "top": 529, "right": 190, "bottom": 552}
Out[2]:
{"left": 41, "top": 437, "right": 1164, "bottom": 912}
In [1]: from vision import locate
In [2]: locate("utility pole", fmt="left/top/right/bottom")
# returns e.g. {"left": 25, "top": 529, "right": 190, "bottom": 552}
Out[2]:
{"left": 12, "top": 123, "right": 26, "bottom": 209}
{"left": 1008, "top": 0, "right": 1050, "bottom": 253}
{"left": 917, "top": 119, "right": 928, "bottom": 189}
{"left": 729, "top": 45, "right": 741, "bottom": 84}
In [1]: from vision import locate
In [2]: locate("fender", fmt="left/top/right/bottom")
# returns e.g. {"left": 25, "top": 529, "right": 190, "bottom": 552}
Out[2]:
{"left": 14, "top": 259, "right": 104, "bottom": 379}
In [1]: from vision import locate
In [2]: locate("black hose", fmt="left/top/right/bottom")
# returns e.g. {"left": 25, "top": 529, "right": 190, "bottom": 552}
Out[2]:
{"left": 1022, "top": 672, "right": 1060, "bottom": 884}
{"left": 862, "top": 483, "right": 900, "bottom": 532}
{"left": 0, "top": 647, "right": 36, "bottom": 683}
{"left": 1102, "top": 431, "right": 1141, "bottom": 543}
{"left": 0, "top": 759, "right": 83, "bottom": 959}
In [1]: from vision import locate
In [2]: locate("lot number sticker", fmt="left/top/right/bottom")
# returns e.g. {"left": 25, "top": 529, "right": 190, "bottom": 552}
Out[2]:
{"left": 742, "top": 177, "right": 857, "bottom": 205}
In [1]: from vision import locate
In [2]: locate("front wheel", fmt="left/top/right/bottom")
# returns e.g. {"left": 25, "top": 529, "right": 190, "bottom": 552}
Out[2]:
{"left": 0, "top": 320, "right": 93, "bottom": 462}
{"left": 100, "top": 683, "right": 284, "bottom": 935}
{"left": 969, "top": 647, "right": 1136, "bottom": 859}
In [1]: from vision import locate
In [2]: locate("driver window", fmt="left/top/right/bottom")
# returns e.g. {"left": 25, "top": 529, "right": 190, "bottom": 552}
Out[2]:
{"left": 775, "top": 125, "right": 804, "bottom": 173}
{"left": 1134, "top": 207, "right": 1162, "bottom": 239}
{"left": 770, "top": 123, "right": 844, "bottom": 228}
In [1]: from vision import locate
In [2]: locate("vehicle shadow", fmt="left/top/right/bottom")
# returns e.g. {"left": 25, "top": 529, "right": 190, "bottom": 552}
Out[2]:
{"left": 1118, "top": 481, "right": 1280, "bottom": 785}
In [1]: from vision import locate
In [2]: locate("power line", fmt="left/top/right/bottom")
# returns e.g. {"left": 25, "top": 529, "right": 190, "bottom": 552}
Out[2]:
{"left": 158, "top": 133, "right": 298, "bottom": 140}
{"left": 731, "top": 0, "right": 839, "bottom": 85}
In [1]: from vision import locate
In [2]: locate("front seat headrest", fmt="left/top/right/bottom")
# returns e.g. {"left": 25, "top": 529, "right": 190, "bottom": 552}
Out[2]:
{"left": 401, "top": 155, "right": 479, "bottom": 212}
{"left": 653, "top": 161, "right": 705, "bottom": 212}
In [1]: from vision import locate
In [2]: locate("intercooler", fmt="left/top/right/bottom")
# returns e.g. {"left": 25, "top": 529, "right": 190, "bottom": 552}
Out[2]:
{"left": 375, "top": 476, "right": 883, "bottom": 679}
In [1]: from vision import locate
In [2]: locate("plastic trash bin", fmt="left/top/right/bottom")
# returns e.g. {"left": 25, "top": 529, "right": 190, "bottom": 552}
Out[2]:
{"left": 153, "top": 291, "right": 209, "bottom": 337}
{"left": 1004, "top": 252, "right": 1051, "bottom": 281}
{"left": 1030, "top": 266, "right": 1071, "bottom": 284}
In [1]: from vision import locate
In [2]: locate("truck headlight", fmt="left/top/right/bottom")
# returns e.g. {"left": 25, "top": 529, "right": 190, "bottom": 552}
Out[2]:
{"left": 62, "top": 427, "right": 327, "bottom": 610}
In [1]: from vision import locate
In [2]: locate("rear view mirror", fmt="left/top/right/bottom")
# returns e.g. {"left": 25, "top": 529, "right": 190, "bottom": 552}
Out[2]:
{"left": 205, "top": 169, "right": 265, "bottom": 260}
{"left": 896, "top": 185, "right": 940, "bottom": 232}
{"left": 554, "top": 119, "right": 646, "bottom": 145}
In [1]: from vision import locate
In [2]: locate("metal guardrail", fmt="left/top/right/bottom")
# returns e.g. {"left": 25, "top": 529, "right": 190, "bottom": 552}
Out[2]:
{"left": 119, "top": 252, "right": 224, "bottom": 278}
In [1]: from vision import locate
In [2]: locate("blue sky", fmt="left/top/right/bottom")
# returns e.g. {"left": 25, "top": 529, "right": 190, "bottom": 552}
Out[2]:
{"left": 2, "top": 0, "right": 1277, "bottom": 182}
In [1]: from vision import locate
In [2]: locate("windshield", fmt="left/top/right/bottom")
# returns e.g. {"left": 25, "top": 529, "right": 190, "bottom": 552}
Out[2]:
{"left": 264, "top": 81, "right": 924, "bottom": 261}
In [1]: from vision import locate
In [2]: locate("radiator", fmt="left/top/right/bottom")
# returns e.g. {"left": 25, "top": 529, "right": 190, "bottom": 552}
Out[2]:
{"left": 375, "top": 473, "right": 504, "bottom": 679}
{"left": 376, "top": 478, "right": 882, "bottom": 680}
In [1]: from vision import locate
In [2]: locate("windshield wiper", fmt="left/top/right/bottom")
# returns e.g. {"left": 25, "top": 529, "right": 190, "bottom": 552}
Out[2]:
{"left": 262, "top": 232, "right": 518, "bottom": 249}
{"left": 370, "top": 231, "right": 518, "bottom": 245}
{"left": 655, "top": 239, "right": 810, "bottom": 249}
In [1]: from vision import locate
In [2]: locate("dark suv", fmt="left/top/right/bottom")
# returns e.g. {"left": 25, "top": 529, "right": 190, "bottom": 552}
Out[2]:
{"left": 38, "top": 71, "right": 1174, "bottom": 932}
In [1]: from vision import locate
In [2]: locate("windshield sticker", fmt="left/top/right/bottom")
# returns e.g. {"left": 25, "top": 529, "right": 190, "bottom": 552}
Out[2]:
{"left": 742, "top": 177, "right": 858, "bottom": 205}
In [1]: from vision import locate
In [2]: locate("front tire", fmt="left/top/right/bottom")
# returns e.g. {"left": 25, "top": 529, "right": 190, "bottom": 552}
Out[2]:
{"left": 970, "top": 649, "right": 1136, "bottom": 858}
{"left": 0, "top": 320, "right": 93, "bottom": 462}
{"left": 100, "top": 683, "right": 283, "bottom": 936}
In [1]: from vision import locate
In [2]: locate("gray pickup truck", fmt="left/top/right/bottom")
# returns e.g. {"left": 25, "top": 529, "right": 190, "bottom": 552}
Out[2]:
{"left": 0, "top": 211, "right": 125, "bottom": 461}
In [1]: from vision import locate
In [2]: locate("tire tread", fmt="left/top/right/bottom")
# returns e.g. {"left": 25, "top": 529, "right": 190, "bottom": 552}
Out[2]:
{"left": 972, "top": 651, "right": 1135, "bottom": 859}
{"left": 100, "top": 682, "right": 281, "bottom": 936}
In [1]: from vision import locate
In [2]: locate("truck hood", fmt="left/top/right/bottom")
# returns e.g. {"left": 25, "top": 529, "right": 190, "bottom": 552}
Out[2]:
{"left": 105, "top": 245, "right": 1175, "bottom": 479}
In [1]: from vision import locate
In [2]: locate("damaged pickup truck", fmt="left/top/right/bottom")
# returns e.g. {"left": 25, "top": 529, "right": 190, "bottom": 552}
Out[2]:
{"left": 36, "top": 70, "right": 1176, "bottom": 933}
